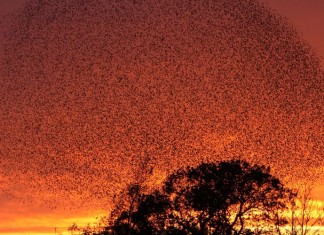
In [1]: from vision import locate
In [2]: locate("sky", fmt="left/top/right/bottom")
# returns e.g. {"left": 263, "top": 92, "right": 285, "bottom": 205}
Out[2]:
{"left": 263, "top": 0, "right": 324, "bottom": 64}
{"left": 0, "top": 0, "right": 323, "bottom": 234}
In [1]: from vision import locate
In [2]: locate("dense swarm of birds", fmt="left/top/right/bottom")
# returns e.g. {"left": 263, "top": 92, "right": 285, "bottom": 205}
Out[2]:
{"left": 0, "top": 0, "right": 323, "bottom": 210}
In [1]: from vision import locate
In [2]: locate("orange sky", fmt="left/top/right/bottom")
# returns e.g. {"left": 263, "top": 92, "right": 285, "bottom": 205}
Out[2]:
{"left": 0, "top": 0, "right": 323, "bottom": 234}
{"left": 263, "top": 0, "right": 324, "bottom": 64}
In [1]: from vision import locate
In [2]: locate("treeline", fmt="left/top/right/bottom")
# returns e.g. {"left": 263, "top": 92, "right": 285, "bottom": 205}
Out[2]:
{"left": 69, "top": 159, "right": 324, "bottom": 235}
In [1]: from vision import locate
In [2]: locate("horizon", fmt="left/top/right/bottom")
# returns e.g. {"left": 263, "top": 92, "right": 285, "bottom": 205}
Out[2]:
{"left": 0, "top": 0, "right": 323, "bottom": 234}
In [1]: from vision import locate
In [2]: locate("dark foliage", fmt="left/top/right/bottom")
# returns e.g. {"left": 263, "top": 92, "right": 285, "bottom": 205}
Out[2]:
{"left": 84, "top": 160, "right": 293, "bottom": 235}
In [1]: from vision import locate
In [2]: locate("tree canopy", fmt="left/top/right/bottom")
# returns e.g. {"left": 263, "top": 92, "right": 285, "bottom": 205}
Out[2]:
{"left": 84, "top": 160, "right": 293, "bottom": 235}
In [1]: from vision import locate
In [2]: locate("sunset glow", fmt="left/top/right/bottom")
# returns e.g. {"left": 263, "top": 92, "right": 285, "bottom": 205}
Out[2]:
{"left": 0, "top": 0, "right": 323, "bottom": 234}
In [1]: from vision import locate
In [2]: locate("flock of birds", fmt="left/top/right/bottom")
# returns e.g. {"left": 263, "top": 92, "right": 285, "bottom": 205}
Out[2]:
{"left": 0, "top": 0, "right": 323, "bottom": 211}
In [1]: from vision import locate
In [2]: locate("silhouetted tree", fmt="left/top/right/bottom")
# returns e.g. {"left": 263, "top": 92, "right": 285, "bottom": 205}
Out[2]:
{"left": 276, "top": 184, "right": 324, "bottom": 235}
{"left": 68, "top": 223, "right": 80, "bottom": 235}
{"left": 104, "top": 159, "right": 293, "bottom": 235}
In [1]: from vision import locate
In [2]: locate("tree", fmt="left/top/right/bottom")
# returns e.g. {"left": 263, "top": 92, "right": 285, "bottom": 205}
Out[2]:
{"left": 68, "top": 223, "right": 80, "bottom": 235}
{"left": 106, "top": 159, "right": 293, "bottom": 235}
{"left": 276, "top": 184, "right": 324, "bottom": 235}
